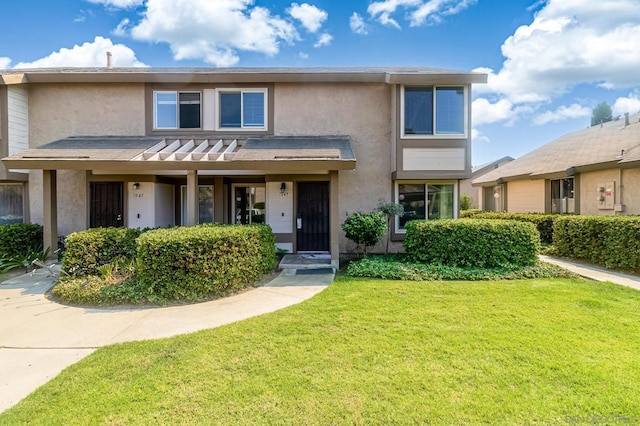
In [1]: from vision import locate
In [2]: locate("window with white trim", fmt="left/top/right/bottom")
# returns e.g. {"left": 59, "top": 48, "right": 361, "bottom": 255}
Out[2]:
{"left": 217, "top": 89, "right": 267, "bottom": 130}
{"left": 0, "top": 183, "right": 24, "bottom": 224}
{"left": 402, "top": 86, "right": 466, "bottom": 137}
{"left": 153, "top": 91, "right": 201, "bottom": 129}
{"left": 180, "top": 185, "right": 214, "bottom": 225}
{"left": 395, "top": 181, "right": 457, "bottom": 232}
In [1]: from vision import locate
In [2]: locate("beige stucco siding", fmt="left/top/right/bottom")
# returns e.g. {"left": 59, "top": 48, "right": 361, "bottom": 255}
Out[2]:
{"left": 579, "top": 168, "right": 640, "bottom": 216}
{"left": 506, "top": 179, "right": 545, "bottom": 213}
{"left": 274, "top": 83, "right": 392, "bottom": 252}
{"left": 28, "top": 83, "right": 145, "bottom": 147}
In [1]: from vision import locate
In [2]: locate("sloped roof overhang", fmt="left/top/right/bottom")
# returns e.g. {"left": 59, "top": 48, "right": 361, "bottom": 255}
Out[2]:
{"left": 2, "top": 135, "right": 356, "bottom": 172}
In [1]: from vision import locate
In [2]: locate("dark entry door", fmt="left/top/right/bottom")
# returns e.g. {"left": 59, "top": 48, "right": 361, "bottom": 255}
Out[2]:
{"left": 90, "top": 182, "right": 124, "bottom": 228}
{"left": 296, "top": 182, "right": 329, "bottom": 252}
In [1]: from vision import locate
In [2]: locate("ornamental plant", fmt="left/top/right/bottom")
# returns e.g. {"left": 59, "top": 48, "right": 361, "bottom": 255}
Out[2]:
{"left": 342, "top": 211, "right": 387, "bottom": 257}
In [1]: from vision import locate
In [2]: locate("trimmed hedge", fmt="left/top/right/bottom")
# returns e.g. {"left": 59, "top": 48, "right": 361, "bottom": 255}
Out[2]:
{"left": 459, "top": 211, "right": 558, "bottom": 244}
{"left": 0, "top": 223, "right": 43, "bottom": 257}
{"left": 63, "top": 227, "right": 142, "bottom": 277}
{"left": 136, "top": 224, "right": 276, "bottom": 300}
{"left": 553, "top": 216, "right": 640, "bottom": 270}
{"left": 404, "top": 219, "right": 540, "bottom": 268}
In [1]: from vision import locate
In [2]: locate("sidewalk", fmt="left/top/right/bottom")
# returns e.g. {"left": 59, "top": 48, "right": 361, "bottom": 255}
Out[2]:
{"left": 540, "top": 255, "right": 640, "bottom": 291}
{"left": 0, "top": 268, "right": 333, "bottom": 413}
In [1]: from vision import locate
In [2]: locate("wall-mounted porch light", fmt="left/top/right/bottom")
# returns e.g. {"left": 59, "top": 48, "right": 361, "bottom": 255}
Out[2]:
{"left": 132, "top": 183, "right": 140, "bottom": 190}
{"left": 280, "top": 182, "right": 287, "bottom": 195}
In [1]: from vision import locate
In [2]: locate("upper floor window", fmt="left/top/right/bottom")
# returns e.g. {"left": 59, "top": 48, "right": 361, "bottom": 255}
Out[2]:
{"left": 154, "top": 91, "right": 201, "bottom": 130}
{"left": 402, "top": 86, "right": 466, "bottom": 138}
{"left": 217, "top": 89, "right": 266, "bottom": 130}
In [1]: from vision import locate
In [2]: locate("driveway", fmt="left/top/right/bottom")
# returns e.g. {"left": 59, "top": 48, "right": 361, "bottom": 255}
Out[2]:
{"left": 0, "top": 268, "right": 332, "bottom": 412}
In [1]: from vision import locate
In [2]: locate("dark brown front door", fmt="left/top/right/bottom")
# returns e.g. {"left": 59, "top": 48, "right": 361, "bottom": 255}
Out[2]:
{"left": 296, "top": 182, "right": 329, "bottom": 252}
{"left": 90, "top": 182, "right": 124, "bottom": 228}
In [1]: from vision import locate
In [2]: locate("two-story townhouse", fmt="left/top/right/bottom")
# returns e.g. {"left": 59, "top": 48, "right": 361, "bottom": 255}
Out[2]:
{"left": 1, "top": 67, "right": 486, "bottom": 266}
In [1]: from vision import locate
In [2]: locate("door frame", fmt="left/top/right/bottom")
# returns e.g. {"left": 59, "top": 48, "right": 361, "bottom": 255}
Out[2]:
{"left": 89, "top": 181, "right": 124, "bottom": 228}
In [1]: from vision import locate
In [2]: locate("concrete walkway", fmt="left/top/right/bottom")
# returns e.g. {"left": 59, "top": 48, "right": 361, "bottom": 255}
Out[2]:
{"left": 0, "top": 268, "right": 333, "bottom": 413}
{"left": 540, "top": 255, "right": 640, "bottom": 290}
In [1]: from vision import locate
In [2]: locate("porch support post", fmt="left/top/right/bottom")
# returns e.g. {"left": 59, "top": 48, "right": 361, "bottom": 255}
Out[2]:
{"left": 186, "top": 170, "right": 198, "bottom": 226}
{"left": 214, "top": 177, "right": 224, "bottom": 223}
{"left": 42, "top": 170, "right": 58, "bottom": 255}
{"left": 330, "top": 170, "right": 339, "bottom": 269}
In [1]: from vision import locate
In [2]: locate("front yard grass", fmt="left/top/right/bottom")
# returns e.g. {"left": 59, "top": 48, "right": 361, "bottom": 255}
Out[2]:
{"left": 3, "top": 276, "right": 640, "bottom": 424}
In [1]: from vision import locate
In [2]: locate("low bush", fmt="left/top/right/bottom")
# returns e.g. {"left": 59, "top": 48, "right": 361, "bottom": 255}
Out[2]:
{"left": 404, "top": 219, "right": 540, "bottom": 268}
{"left": 342, "top": 211, "right": 387, "bottom": 256}
{"left": 0, "top": 223, "right": 43, "bottom": 257}
{"left": 62, "top": 227, "right": 143, "bottom": 277}
{"left": 345, "top": 254, "right": 578, "bottom": 281}
{"left": 458, "top": 211, "right": 558, "bottom": 244}
{"left": 136, "top": 224, "right": 276, "bottom": 300}
{"left": 553, "top": 216, "right": 640, "bottom": 270}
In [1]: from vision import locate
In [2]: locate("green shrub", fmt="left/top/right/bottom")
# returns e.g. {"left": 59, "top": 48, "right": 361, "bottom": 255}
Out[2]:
{"left": 404, "top": 219, "right": 540, "bottom": 268}
{"left": 342, "top": 212, "right": 387, "bottom": 256}
{"left": 553, "top": 216, "right": 640, "bottom": 270}
{"left": 345, "top": 254, "right": 578, "bottom": 281}
{"left": 459, "top": 194, "right": 474, "bottom": 210}
{"left": 0, "top": 223, "right": 43, "bottom": 257}
{"left": 457, "top": 211, "right": 558, "bottom": 244}
{"left": 63, "top": 227, "right": 142, "bottom": 277}
{"left": 136, "top": 224, "right": 276, "bottom": 300}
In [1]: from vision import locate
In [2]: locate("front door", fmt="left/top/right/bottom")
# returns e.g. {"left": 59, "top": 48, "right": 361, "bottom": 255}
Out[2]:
{"left": 296, "top": 182, "right": 329, "bottom": 252}
{"left": 90, "top": 182, "right": 124, "bottom": 228}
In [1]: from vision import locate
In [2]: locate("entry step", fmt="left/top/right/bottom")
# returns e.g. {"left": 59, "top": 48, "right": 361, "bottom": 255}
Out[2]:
{"left": 279, "top": 254, "right": 334, "bottom": 270}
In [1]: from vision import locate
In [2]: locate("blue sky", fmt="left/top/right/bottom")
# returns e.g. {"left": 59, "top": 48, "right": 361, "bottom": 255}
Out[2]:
{"left": 1, "top": 0, "right": 639, "bottom": 165}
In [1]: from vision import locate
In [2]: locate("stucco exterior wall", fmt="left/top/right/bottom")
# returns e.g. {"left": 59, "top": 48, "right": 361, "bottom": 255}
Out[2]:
{"left": 576, "top": 168, "right": 640, "bottom": 216}
{"left": 273, "top": 83, "right": 392, "bottom": 253}
{"left": 29, "top": 170, "right": 87, "bottom": 236}
{"left": 28, "top": 83, "right": 145, "bottom": 147}
{"left": 27, "top": 83, "right": 145, "bottom": 231}
{"left": 506, "top": 179, "right": 545, "bottom": 213}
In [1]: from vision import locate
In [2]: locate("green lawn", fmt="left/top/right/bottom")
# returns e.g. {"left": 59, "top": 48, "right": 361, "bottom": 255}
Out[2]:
{"left": 3, "top": 277, "right": 640, "bottom": 424}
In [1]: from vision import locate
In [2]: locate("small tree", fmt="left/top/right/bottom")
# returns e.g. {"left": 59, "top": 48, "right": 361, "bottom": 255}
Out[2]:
{"left": 591, "top": 101, "right": 613, "bottom": 126}
{"left": 460, "top": 194, "right": 473, "bottom": 210}
{"left": 342, "top": 211, "right": 386, "bottom": 257}
{"left": 376, "top": 200, "right": 404, "bottom": 253}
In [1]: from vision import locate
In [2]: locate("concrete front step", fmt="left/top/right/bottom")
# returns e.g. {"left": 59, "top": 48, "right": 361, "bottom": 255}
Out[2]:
{"left": 278, "top": 254, "right": 334, "bottom": 271}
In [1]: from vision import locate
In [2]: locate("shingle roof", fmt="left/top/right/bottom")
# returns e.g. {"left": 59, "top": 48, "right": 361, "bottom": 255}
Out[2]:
{"left": 473, "top": 112, "right": 640, "bottom": 186}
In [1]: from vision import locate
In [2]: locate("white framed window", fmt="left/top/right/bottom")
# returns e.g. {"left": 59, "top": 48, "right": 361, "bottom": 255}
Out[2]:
{"left": 550, "top": 178, "right": 575, "bottom": 214}
{"left": 153, "top": 91, "right": 201, "bottom": 130}
{"left": 180, "top": 185, "right": 214, "bottom": 225}
{"left": 215, "top": 88, "right": 267, "bottom": 131}
{"left": 232, "top": 184, "right": 266, "bottom": 224}
{"left": 395, "top": 181, "right": 458, "bottom": 233}
{"left": 401, "top": 85, "right": 467, "bottom": 138}
{"left": 0, "top": 183, "right": 24, "bottom": 224}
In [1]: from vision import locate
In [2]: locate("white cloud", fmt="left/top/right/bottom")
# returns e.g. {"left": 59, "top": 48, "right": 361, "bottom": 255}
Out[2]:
{"left": 367, "top": 0, "right": 475, "bottom": 29}
{"left": 13, "top": 36, "right": 147, "bottom": 68}
{"left": 476, "top": 0, "right": 640, "bottom": 104}
{"left": 472, "top": 128, "right": 490, "bottom": 144}
{"left": 298, "top": 52, "right": 309, "bottom": 59}
{"left": 288, "top": 3, "right": 327, "bottom": 33}
{"left": 532, "top": 104, "right": 591, "bottom": 126}
{"left": 313, "top": 32, "right": 332, "bottom": 48}
{"left": 613, "top": 92, "right": 640, "bottom": 116}
{"left": 86, "top": 0, "right": 143, "bottom": 8}
{"left": 130, "top": 0, "right": 298, "bottom": 67}
{"left": 0, "top": 57, "right": 11, "bottom": 69}
{"left": 350, "top": 12, "right": 367, "bottom": 35}
{"left": 112, "top": 18, "right": 131, "bottom": 37}
{"left": 472, "top": 98, "right": 516, "bottom": 126}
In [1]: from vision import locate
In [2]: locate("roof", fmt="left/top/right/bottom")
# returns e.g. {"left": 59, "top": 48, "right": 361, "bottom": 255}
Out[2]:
{"left": 470, "top": 156, "right": 514, "bottom": 177}
{"left": 0, "top": 66, "right": 487, "bottom": 85}
{"left": 2, "top": 135, "right": 356, "bottom": 172}
{"left": 473, "top": 112, "right": 640, "bottom": 186}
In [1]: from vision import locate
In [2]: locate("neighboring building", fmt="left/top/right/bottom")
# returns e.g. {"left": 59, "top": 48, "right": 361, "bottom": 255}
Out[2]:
{"left": 1, "top": 67, "right": 486, "bottom": 265}
{"left": 459, "top": 156, "right": 513, "bottom": 210}
{"left": 473, "top": 112, "right": 640, "bottom": 216}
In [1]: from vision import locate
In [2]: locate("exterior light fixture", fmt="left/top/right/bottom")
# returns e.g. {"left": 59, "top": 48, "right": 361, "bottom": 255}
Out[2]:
{"left": 132, "top": 183, "right": 140, "bottom": 190}
{"left": 280, "top": 182, "right": 287, "bottom": 195}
